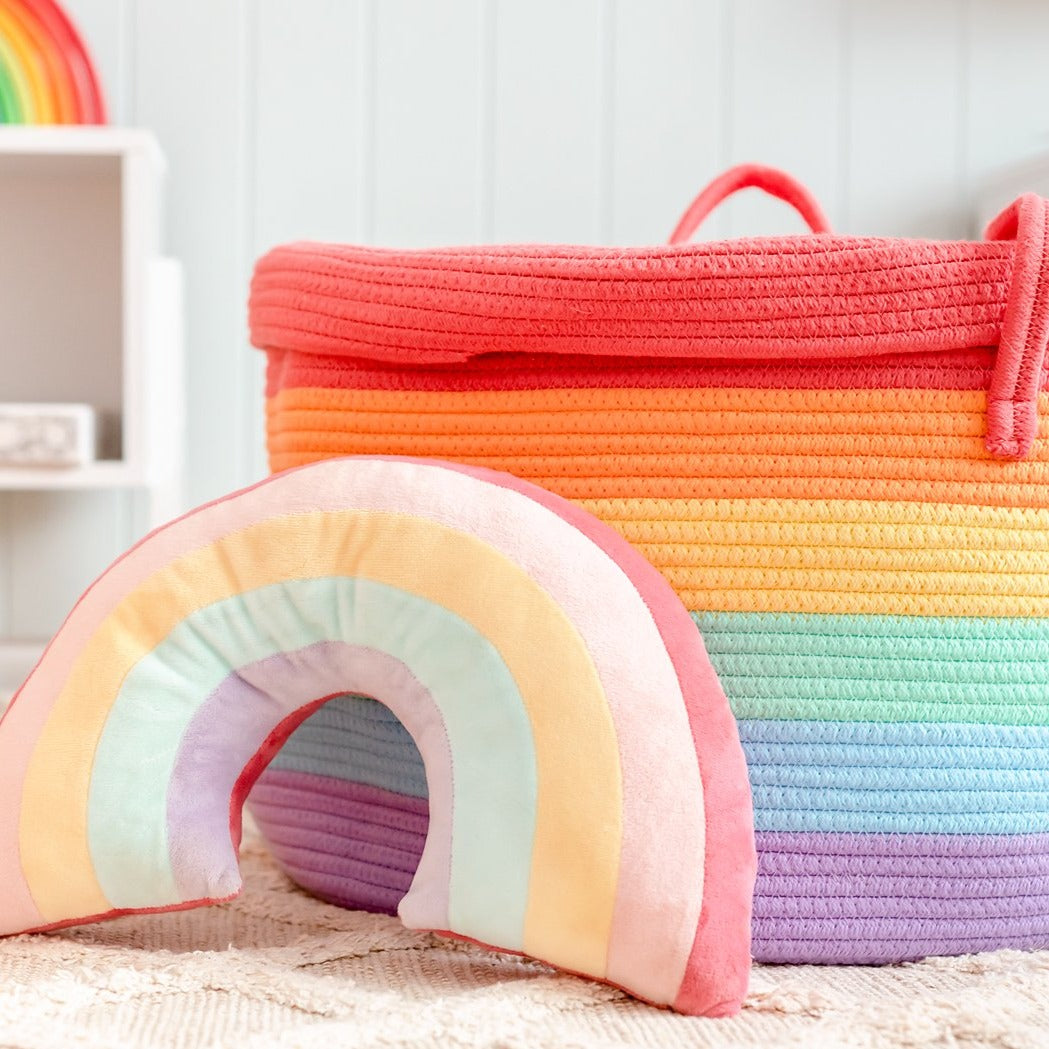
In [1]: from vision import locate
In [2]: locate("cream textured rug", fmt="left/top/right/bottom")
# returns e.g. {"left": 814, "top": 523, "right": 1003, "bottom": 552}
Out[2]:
{"left": 2, "top": 838, "right": 1048, "bottom": 1049}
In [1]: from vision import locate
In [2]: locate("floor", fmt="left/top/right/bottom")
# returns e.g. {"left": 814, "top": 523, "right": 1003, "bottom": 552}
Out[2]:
{"left": 1, "top": 836, "right": 1047, "bottom": 1049}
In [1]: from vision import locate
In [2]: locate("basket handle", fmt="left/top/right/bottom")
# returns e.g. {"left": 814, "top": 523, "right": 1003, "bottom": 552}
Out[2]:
{"left": 984, "top": 193, "right": 1049, "bottom": 459}
{"left": 668, "top": 164, "right": 833, "bottom": 243}
{"left": 668, "top": 167, "right": 1047, "bottom": 459}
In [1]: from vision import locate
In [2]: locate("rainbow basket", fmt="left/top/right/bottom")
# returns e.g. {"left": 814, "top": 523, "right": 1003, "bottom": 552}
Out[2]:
{"left": 247, "top": 165, "right": 1049, "bottom": 963}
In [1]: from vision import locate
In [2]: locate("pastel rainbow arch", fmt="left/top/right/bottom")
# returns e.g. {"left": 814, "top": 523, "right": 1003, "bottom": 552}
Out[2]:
{"left": 0, "top": 457, "right": 755, "bottom": 1016}
{"left": 0, "top": 0, "right": 105, "bottom": 123}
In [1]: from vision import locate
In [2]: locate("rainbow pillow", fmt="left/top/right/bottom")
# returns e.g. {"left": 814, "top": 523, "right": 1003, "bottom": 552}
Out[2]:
{"left": 0, "top": 456, "right": 755, "bottom": 1017}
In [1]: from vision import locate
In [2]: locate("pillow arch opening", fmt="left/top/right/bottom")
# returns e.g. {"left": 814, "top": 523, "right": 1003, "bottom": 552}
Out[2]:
{"left": 171, "top": 641, "right": 458, "bottom": 933}
{"left": 249, "top": 691, "right": 431, "bottom": 917}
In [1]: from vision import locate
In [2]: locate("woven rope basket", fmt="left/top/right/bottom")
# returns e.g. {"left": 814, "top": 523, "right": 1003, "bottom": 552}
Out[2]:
{"left": 247, "top": 165, "right": 1049, "bottom": 963}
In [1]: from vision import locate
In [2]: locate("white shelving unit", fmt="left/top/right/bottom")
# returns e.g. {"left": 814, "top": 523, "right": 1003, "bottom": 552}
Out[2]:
{"left": 0, "top": 127, "right": 183, "bottom": 700}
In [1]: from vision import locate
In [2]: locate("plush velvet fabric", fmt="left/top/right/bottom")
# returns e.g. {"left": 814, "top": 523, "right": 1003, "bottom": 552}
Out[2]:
{"left": 0, "top": 456, "right": 754, "bottom": 1017}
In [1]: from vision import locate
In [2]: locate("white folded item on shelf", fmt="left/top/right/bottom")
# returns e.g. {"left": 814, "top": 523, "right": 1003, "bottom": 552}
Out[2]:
{"left": 0, "top": 402, "right": 97, "bottom": 466}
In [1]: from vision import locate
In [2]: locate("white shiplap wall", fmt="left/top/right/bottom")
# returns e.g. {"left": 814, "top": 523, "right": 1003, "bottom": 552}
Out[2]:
{"left": 3, "top": 0, "right": 1049, "bottom": 647}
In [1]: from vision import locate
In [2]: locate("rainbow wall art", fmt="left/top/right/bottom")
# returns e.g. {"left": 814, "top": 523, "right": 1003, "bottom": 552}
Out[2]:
{"left": 0, "top": 0, "right": 104, "bottom": 123}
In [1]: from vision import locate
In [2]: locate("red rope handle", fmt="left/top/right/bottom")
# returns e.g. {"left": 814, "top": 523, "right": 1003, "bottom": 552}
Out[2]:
{"left": 984, "top": 193, "right": 1049, "bottom": 459}
{"left": 668, "top": 164, "right": 833, "bottom": 243}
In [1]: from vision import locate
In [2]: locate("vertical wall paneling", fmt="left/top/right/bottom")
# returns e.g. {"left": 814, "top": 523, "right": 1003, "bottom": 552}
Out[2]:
{"left": 597, "top": 0, "right": 616, "bottom": 243}
{"left": 241, "top": 0, "right": 263, "bottom": 484}
{"left": 132, "top": 0, "right": 251, "bottom": 506}
{"left": 372, "top": 0, "right": 484, "bottom": 245}
{"left": 720, "top": 0, "right": 846, "bottom": 237}
{"left": 477, "top": 0, "right": 497, "bottom": 240}
{"left": 254, "top": 0, "right": 362, "bottom": 249}
{"left": 610, "top": 0, "right": 724, "bottom": 245}
{"left": 356, "top": 0, "right": 377, "bottom": 243}
{"left": 847, "top": 1, "right": 966, "bottom": 238}
{"left": 966, "top": 0, "right": 1049, "bottom": 225}
{"left": 251, "top": 0, "right": 362, "bottom": 479}
{"left": 491, "top": 0, "right": 605, "bottom": 243}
